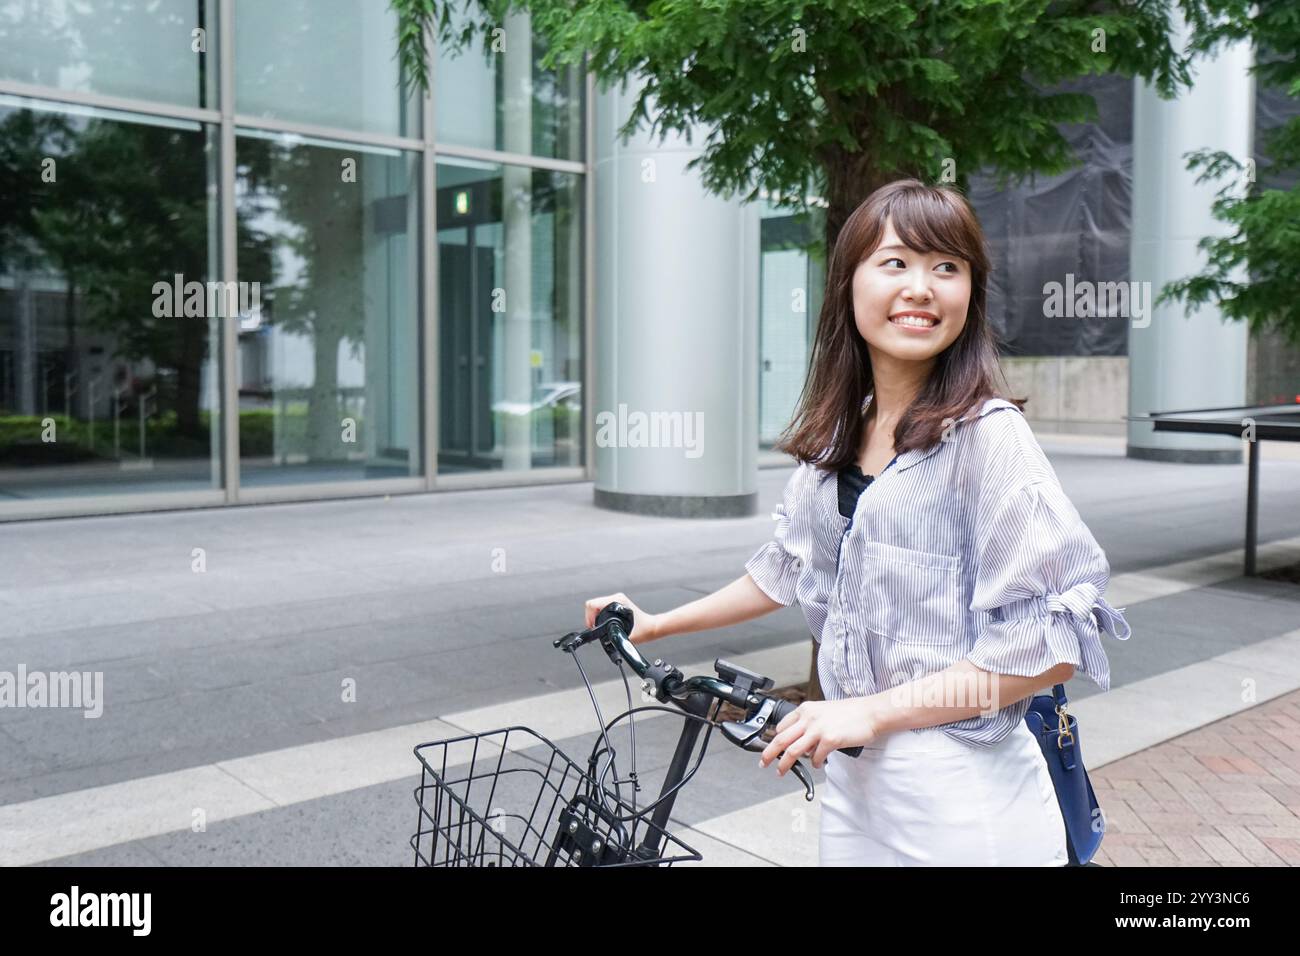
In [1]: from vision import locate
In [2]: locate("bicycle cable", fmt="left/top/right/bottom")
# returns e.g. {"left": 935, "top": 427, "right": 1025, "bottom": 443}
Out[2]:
{"left": 583, "top": 658, "right": 639, "bottom": 837}
{"left": 584, "top": 700, "right": 722, "bottom": 826}
{"left": 607, "top": 658, "right": 639, "bottom": 817}
{"left": 568, "top": 645, "right": 630, "bottom": 827}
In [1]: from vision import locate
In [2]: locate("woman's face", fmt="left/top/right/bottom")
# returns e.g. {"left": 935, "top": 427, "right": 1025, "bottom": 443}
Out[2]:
{"left": 851, "top": 217, "right": 971, "bottom": 364}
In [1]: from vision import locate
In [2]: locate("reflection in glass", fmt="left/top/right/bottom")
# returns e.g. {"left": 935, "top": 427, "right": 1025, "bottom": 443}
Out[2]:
{"left": 759, "top": 201, "right": 824, "bottom": 447}
{"left": 236, "top": 131, "right": 420, "bottom": 486}
{"left": 0, "top": 0, "right": 217, "bottom": 108}
{"left": 0, "top": 98, "right": 220, "bottom": 500}
{"left": 437, "top": 159, "right": 582, "bottom": 473}
{"left": 435, "top": 0, "right": 584, "bottom": 160}
{"left": 236, "top": 0, "right": 418, "bottom": 138}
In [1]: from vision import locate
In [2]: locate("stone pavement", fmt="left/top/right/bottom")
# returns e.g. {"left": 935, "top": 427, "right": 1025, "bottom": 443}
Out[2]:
{"left": 1091, "top": 688, "right": 1300, "bottom": 866}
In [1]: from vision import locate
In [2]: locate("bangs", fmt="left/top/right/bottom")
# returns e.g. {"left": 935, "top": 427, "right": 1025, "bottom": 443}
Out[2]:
{"left": 872, "top": 188, "right": 988, "bottom": 273}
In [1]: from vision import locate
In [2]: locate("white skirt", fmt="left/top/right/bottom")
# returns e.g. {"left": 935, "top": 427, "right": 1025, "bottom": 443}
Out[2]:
{"left": 819, "top": 719, "right": 1069, "bottom": 866}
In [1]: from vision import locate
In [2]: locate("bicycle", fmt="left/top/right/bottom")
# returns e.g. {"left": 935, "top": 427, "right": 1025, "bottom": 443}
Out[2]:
{"left": 410, "top": 602, "right": 864, "bottom": 867}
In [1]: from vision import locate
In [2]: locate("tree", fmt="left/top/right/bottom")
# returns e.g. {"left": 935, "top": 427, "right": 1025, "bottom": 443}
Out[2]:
{"left": 1158, "top": 0, "right": 1300, "bottom": 345}
{"left": 392, "top": 0, "right": 1233, "bottom": 697}
{"left": 394, "top": 0, "right": 1225, "bottom": 253}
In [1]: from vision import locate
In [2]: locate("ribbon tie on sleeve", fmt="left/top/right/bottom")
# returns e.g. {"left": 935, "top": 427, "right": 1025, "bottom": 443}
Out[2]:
{"left": 1045, "top": 581, "right": 1132, "bottom": 642}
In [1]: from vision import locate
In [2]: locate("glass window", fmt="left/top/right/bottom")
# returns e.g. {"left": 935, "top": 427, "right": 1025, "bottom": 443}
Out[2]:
{"left": 0, "top": 97, "right": 221, "bottom": 500}
{"left": 436, "top": 159, "right": 583, "bottom": 473}
{"left": 235, "top": 0, "right": 419, "bottom": 138}
{"left": 758, "top": 201, "right": 823, "bottom": 447}
{"left": 435, "top": 1, "right": 584, "bottom": 160}
{"left": 236, "top": 130, "right": 421, "bottom": 486}
{"left": 0, "top": 0, "right": 218, "bottom": 109}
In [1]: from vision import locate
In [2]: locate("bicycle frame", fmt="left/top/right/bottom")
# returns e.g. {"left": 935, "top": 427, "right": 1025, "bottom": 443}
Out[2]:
{"left": 628, "top": 689, "right": 717, "bottom": 863}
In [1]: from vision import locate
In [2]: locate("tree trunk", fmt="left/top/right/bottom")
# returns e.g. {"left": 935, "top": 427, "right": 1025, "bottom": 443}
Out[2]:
{"left": 174, "top": 315, "right": 205, "bottom": 438}
{"left": 307, "top": 326, "right": 343, "bottom": 461}
{"left": 820, "top": 144, "right": 897, "bottom": 263}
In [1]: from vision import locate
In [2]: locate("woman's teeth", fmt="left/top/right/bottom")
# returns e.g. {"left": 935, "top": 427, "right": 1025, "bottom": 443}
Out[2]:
{"left": 891, "top": 314, "right": 938, "bottom": 328}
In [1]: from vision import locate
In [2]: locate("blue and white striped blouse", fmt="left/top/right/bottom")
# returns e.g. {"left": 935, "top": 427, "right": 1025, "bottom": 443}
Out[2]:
{"left": 745, "top": 396, "right": 1132, "bottom": 750}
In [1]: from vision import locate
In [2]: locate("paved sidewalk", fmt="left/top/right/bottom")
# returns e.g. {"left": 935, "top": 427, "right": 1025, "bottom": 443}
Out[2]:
{"left": 4, "top": 434, "right": 1300, "bottom": 865}
{"left": 1091, "top": 688, "right": 1300, "bottom": 866}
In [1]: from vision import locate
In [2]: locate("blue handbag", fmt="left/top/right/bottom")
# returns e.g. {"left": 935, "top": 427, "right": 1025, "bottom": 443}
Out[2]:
{"left": 1024, "top": 683, "right": 1104, "bottom": 866}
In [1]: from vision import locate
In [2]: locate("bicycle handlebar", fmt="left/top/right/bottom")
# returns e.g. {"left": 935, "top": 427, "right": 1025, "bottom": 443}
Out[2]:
{"left": 553, "top": 603, "right": 863, "bottom": 767}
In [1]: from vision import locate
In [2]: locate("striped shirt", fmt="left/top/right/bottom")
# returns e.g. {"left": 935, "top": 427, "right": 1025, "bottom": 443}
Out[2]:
{"left": 745, "top": 396, "right": 1132, "bottom": 750}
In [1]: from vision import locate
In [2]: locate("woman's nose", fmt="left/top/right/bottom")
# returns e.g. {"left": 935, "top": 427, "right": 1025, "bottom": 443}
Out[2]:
{"left": 904, "top": 270, "right": 933, "bottom": 300}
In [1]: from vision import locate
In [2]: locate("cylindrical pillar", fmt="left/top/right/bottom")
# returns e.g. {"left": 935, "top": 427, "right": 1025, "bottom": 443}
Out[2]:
{"left": 593, "top": 76, "right": 760, "bottom": 517}
{"left": 1127, "top": 8, "right": 1254, "bottom": 462}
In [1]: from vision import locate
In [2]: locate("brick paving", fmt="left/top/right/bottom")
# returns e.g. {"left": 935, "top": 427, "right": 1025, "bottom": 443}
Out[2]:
{"left": 1090, "top": 688, "right": 1300, "bottom": 866}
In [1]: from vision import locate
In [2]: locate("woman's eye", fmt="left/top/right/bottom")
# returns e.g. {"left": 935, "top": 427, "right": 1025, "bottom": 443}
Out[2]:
{"left": 882, "top": 257, "right": 959, "bottom": 272}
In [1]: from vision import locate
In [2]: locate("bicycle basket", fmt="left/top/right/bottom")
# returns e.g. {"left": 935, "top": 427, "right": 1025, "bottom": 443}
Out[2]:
{"left": 411, "top": 726, "right": 701, "bottom": 867}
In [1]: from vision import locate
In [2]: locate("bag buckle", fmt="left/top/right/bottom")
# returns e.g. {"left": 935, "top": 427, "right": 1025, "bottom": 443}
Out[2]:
{"left": 1055, "top": 701, "right": 1075, "bottom": 750}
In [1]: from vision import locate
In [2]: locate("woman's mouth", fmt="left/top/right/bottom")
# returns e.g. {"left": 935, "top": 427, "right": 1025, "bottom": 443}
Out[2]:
{"left": 889, "top": 312, "right": 940, "bottom": 330}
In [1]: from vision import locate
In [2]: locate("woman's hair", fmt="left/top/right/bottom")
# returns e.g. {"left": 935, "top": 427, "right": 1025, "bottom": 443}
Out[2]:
{"left": 774, "top": 178, "right": 1024, "bottom": 471}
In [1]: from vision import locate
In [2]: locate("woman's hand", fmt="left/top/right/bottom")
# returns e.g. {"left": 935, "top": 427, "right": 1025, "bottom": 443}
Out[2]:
{"left": 582, "top": 592, "right": 662, "bottom": 645}
{"left": 758, "top": 697, "right": 885, "bottom": 772}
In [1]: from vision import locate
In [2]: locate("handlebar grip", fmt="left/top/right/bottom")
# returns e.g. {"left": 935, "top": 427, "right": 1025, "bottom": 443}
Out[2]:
{"left": 595, "top": 602, "right": 635, "bottom": 635}
{"left": 770, "top": 699, "right": 863, "bottom": 759}
{"left": 770, "top": 698, "right": 797, "bottom": 725}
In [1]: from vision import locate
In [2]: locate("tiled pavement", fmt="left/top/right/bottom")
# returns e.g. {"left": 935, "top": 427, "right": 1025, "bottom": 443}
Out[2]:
{"left": 1091, "top": 688, "right": 1300, "bottom": 866}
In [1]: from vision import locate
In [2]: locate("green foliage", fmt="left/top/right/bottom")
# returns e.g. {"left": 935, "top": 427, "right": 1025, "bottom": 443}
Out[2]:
{"left": 0, "top": 412, "right": 207, "bottom": 461}
{"left": 0, "top": 410, "right": 364, "bottom": 462}
{"left": 392, "top": 0, "right": 1213, "bottom": 237}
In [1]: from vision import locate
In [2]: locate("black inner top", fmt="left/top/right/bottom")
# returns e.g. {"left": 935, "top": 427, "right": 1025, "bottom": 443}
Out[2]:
{"left": 837, "top": 463, "right": 875, "bottom": 519}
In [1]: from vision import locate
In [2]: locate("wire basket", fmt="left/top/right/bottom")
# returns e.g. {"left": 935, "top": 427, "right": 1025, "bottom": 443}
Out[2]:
{"left": 411, "top": 726, "right": 702, "bottom": 867}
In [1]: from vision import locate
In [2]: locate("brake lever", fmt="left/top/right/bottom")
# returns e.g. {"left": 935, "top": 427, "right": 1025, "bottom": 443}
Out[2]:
{"left": 789, "top": 762, "right": 814, "bottom": 801}
{"left": 720, "top": 698, "right": 815, "bottom": 802}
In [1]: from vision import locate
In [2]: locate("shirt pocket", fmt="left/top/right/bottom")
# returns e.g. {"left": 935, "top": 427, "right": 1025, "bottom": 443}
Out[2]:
{"left": 857, "top": 540, "right": 964, "bottom": 645}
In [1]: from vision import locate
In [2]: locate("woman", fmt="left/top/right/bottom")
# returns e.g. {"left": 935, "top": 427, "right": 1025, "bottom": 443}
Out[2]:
{"left": 584, "top": 179, "right": 1131, "bottom": 866}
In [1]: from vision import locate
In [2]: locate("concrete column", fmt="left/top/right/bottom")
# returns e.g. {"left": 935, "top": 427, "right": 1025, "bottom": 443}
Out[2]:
{"left": 1127, "top": 8, "right": 1254, "bottom": 462}
{"left": 593, "top": 75, "right": 760, "bottom": 517}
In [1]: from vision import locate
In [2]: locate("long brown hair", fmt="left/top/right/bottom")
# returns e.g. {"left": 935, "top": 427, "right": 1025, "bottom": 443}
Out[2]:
{"left": 775, "top": 178, "right": 1024, "bottom": 471}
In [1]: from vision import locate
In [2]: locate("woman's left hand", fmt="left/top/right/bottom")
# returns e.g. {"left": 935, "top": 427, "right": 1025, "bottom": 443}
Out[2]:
{"left": 758, "top": 697, "right": 886, "bottom": 773}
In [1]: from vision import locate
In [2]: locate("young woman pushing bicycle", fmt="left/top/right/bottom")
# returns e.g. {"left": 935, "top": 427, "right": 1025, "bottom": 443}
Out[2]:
{"left": 584, "top": 179, "right": 1130, "bottom": 866}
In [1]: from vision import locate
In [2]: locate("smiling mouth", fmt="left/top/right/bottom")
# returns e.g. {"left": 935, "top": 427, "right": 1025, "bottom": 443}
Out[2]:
{"left": 889, "top": 313, "right": 940, "bottom": 329}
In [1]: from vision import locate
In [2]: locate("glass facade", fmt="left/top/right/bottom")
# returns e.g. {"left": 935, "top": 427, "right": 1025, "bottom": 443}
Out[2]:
{"left": 434, "top": 1, "right": 584, "bottom": 161}
{"left": 0, "top": 0, "right": 219, "bottom": 109}
{"left": 235, "top": 0, "right": 418, "bottom": 138}
{"left": 0, "top": 0, "right": 588, "bottom": 518}
{"left": 758, "top": 200, "right": 823, "bottom": 448}
{"left": 236, "top": 131, "right": 421, "bottom": 486}
{"left": 435, "top": 159, "right": 583, "bottom": 472}
{"left": 0, "top": 96, "right": 221, "bottom": 500}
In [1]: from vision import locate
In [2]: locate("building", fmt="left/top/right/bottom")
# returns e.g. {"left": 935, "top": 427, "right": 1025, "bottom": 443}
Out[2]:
{"left": 0, "top": 0, "right": 1293, "bottom": 522}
